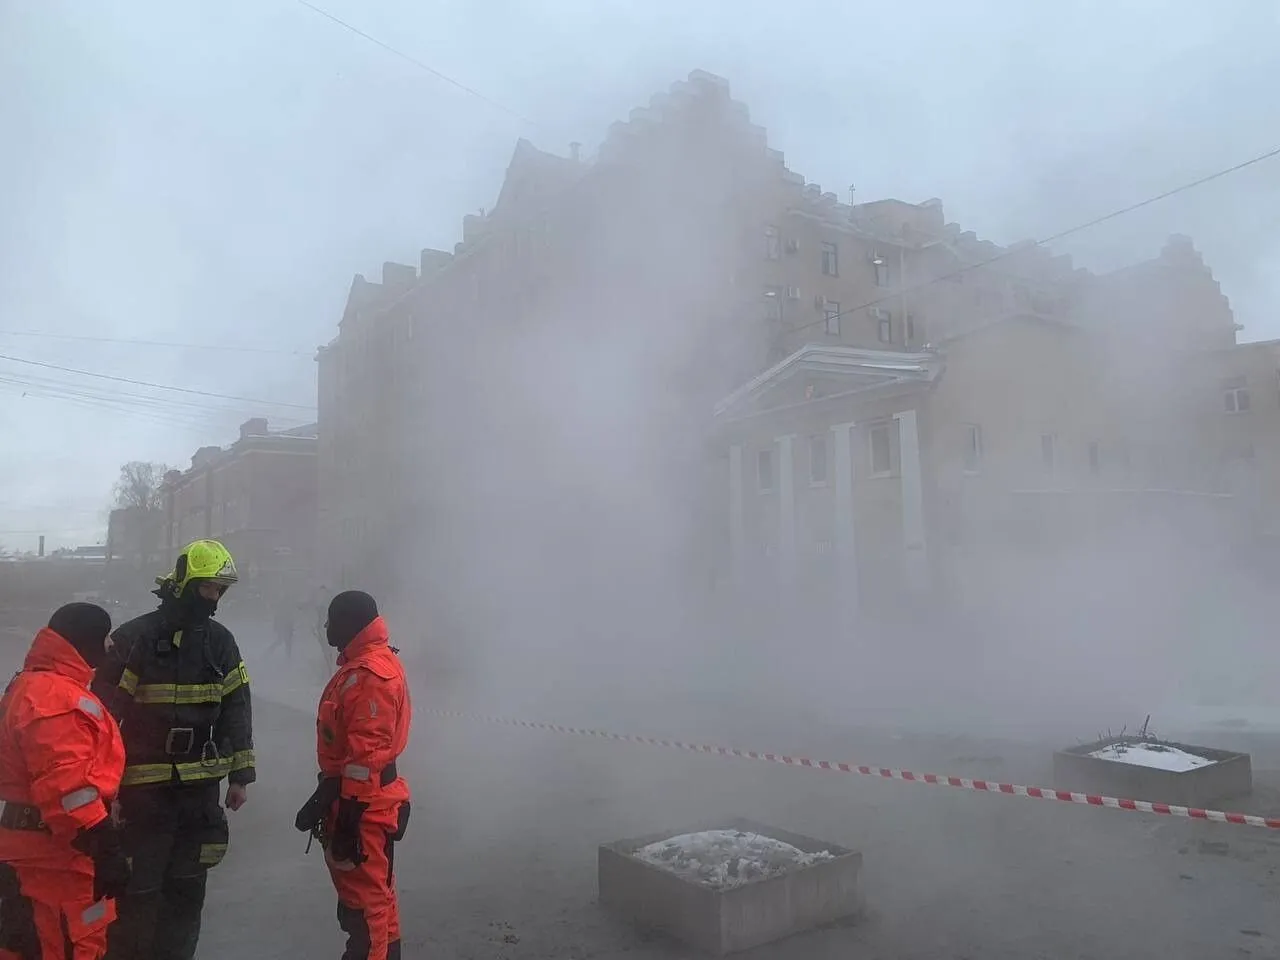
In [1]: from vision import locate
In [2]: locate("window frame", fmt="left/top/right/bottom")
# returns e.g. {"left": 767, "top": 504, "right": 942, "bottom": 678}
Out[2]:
{"left": 1224, "top": 385, "right": 1251, "bottom": 413}
{"left": 821, "top": 240, "right": 839, "bottom": 277}
{"left": 823, "top": 300, "right": 841, "bottom": 336}
{"left": 764, "top": 224, "right": 780, "bottom": 261}
{"left": 868, "top": 423, "right": 893, "bottom": 478}
{"left": 874, "top": 309, "right": 893, "bottom": 343}
{"left": 756, "top": 448, "right": 774, "bottom": 494}
{"left": 809, "top": 434, "right": 828, "bottom": 486}
{"left": 872, "top": 253, "right": 889, "bottom": 287}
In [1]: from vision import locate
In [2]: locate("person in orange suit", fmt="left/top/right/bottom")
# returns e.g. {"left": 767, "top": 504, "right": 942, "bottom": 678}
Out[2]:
{"left": 294, "top": 591, "right": 412, "bottom": 960}
{"left": 0, "top": 603, "right": 131, "bottom": 960}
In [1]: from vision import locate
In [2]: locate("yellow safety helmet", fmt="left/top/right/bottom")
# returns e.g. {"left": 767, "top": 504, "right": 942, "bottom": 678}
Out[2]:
{"left": 156, "top": 539, "right": 239, "bottom": 597}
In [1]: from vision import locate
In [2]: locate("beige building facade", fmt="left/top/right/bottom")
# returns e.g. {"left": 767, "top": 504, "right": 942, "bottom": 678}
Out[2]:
{"left": 316, "top": 68, "right": 1268, "bottom": 633}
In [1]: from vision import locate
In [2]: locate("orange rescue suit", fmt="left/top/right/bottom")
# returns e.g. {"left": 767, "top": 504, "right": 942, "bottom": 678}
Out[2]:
{"left": 316, "top": 616, "right": 411, "bottom": 960}
{"left": 0, "top": 628, "right": 126, "bottom": 960}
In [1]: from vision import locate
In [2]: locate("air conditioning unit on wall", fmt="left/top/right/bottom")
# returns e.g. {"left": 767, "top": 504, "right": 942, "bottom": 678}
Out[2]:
{"left": 784, "top": 286, "right": 801, "bottom": 300}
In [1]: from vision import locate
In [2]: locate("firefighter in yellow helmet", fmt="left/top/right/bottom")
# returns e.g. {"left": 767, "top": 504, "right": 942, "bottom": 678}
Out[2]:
{"left": 91, "top": 540, "right": 256, "bottom": 960}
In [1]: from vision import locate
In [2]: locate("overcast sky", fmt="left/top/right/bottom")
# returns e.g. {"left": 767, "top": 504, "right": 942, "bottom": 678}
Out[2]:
{"left": 1, "top": 0, "right": 1277, "bottom": 551}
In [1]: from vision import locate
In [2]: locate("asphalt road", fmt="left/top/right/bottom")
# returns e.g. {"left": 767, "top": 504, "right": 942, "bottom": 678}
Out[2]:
{"left": 6, "top": 625, "right": 1280, "bottom": 957}
{"left": 205, "top": 659, "right": 1280, "bottom": 960}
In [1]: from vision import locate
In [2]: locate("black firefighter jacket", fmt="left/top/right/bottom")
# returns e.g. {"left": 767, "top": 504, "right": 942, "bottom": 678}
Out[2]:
{"left": 92, "top": 610, "right": 256, "bottom": 790}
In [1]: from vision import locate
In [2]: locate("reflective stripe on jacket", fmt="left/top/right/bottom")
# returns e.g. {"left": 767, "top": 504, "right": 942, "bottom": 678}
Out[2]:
{"left": 0, "top": 628, "right": 126, "bottom": 840}
{"left": 92, "top": 609, "right": 256, "bottom": 789}
{"left": 316, "top": 617, "right": 411, "bottom": 805}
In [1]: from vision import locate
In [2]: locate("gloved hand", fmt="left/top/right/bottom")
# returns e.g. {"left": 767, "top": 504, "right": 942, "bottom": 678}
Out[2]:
{"left": 294, "top": 776, "right": 340, "bottom": 833}
{"left": 328, "top": 796, "right": 369, "bottom": 865}
{"left": 72, "top": 818, "right": 131, "bottom": 901}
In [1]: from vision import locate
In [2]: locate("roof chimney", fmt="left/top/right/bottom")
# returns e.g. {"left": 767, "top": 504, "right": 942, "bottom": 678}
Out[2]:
{"left": 240, "top": 417, "right": 269, "bottom": 440}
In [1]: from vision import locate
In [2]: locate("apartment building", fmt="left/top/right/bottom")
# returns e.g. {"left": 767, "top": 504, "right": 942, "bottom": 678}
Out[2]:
{"left": 316, "top": 68, "right": 1254, "bottom": 632}
{"left": 161, "top": 418, "right": 318, "bottom": 609}
{"left": 714, "top": 232, "right": 1250, "bottom": 626}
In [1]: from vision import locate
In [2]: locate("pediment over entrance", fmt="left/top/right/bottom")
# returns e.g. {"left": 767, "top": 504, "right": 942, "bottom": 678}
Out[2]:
{"left": 713, "top": 343, "right": 942, "bottom": 420}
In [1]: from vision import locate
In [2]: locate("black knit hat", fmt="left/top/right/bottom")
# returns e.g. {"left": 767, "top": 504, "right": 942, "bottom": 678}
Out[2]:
{"left": 326, "top": 590, "right": 379, "bottom": 650}
{"left": 48, "top": 602, "right": 112, "bottom": 669}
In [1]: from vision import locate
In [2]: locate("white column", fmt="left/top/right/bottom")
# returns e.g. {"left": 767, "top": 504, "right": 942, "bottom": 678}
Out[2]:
{"left": 893, "top": 409, "right": 930, "bottom": 593}
{"left": 728, "top": 444, "right": 744, "bottom": 592}
{"left": 777, "top": 434, "right": 797, "bottom": 585}
{"left": 831, "top": 421, "right": 859, "bottom": 620}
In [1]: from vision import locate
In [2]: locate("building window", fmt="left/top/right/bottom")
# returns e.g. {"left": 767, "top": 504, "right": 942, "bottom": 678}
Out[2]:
{"left": 1223, "top": 377, "right": 1251, "bottom": 413}
{"left": 809, "top": 435, "right": 828, "bottom": 485}
{"left": 872, "top": 254, "right": 889, "bottom": 287}
{"left": 821, "top": 241, "right": 839, "bottom": 277}
{"left": 756, "top": 449, "right": 774, "bottom": 493}
{"left": 763, "top": 286, "right": 782, "bottom": 322}
{"left": 823, "top": 301, "right": 841, "bottom": 336}
{"left": 1088, "top": 440, "right": 1101, "bottom": 474}
{"left": 1041, "top": 434, "right": 1057, "bottom": 472}
{"left": 764, "top": 225, "right": 780, "bottom": 260}
{"left": 962, "top": 424, "right": 982, "bottom": 474}
{"left": 869, "top": 424, "right": 892, "bottom": 477}
{"left": 874, "top": 309, "right": 893, "bottom": 343}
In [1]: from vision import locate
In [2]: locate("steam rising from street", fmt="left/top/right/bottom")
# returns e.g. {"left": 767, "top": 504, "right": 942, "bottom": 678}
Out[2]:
{"left": 4, "top": 2, "right": 1280, "bottom": 956}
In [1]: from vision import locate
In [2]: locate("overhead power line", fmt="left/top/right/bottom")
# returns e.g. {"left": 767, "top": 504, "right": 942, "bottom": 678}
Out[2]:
{"left": 0, "top": 353, "right": 317, "bottom": 411}
{"left": 294, "top": 0, "right": 536, "bottom": 126}
{"left": 0, "top": 329, "right": 313, "bottom": 357}
{"left": 789, "top": 143, "right": 1280, "bottom": 337}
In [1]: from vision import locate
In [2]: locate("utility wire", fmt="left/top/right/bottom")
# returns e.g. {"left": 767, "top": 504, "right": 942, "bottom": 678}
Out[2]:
{"left": 0, "top": 353, "right": 317, "bottom": 411}
{"left": 0, "top": 377, "right": 295, "bottom": 432}
{"left": 294, "top": 0, "right": 536, "bottom": 126}
{"left": 787, "top": 144, "right": 1280, "bottom": 338}
{"left": 0, "top": 329, "right": 313, "bottom": 357}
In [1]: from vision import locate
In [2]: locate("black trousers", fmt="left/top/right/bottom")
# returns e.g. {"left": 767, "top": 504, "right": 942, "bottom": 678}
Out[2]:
{"left": 104, "top": 781, "right": 229, "bottom": 960}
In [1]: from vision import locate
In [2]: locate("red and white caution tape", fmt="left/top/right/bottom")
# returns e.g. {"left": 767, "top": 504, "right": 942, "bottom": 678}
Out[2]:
{"left": 427, "top": 708, "right": 1280, "bottom": 830}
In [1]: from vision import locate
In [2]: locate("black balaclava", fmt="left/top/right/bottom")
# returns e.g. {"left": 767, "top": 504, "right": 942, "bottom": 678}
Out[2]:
{"left": 326, "top": 590, "right": 379, "bottom": 650}
{"left": 159, "top": 581, "right": 223, "bottom": 627}
{"left": 48, "top": 602, "right": 113, "bottom": 670}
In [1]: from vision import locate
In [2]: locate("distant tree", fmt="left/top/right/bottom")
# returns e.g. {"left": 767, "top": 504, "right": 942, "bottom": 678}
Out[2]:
{"left": 113, "top": 461, "right": 172, "bottom": 513}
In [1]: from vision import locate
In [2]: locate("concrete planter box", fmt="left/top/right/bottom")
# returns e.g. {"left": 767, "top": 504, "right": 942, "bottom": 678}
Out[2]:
{"left": 598, "top": 818, "right": 861, "bottom": 956}
{"left": 1053, "top": 738, "right": 1252, "bottom": 808}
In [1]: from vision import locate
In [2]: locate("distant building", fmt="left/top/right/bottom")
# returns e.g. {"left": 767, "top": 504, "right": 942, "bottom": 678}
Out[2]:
{"left": 106, "top": 506, "right": 165, "bottom": 569}
{"left": 160, "top": 418, "right": 318, "bottom": 608}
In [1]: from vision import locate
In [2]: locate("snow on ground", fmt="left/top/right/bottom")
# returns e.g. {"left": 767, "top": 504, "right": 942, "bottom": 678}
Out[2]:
{"left": 635, "top": 829, "right": 834, "bottom": 889}
{"left": 1088, "top": 740, "right": 1214, "bottom": 772}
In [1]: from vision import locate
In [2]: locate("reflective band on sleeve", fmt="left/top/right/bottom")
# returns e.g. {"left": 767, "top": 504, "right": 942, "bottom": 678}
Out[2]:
{"left": 341, "top": 673, "right": 359, "bottom": 692}
{"left": 230, "top": 749, "right": 255, "bottom": 771}
{"left": 118, "top": 670, "right": 139, "bottom": 696}
{"left": 76, "top": 696, "right": 102, "bottom": 718}
{"left": 343, "top": 764, "right": 371, "bottom": 782}
{"left": 61, "top": 786, "right": 100, "bottom": 812}
{"left": 222, "top": 662, "right": 250, "bottom": 697}
{"left": 199, "top": 842, "right": 228, "bottom": 866}
{"left": 81, "top": 901, "right": 107, "bottom": 925}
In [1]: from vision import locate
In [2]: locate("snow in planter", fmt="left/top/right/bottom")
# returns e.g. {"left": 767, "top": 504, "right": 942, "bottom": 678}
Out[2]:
{"left": 635, "top": 829, "right": 834, "bottom": 889}
{"left": 1088, "top": 741, "right": 1215, "bottom": 773}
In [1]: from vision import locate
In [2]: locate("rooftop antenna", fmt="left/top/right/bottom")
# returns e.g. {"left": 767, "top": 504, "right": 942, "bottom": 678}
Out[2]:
{"left": 847, "top": 184, "right": 857, "bottom": 205}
